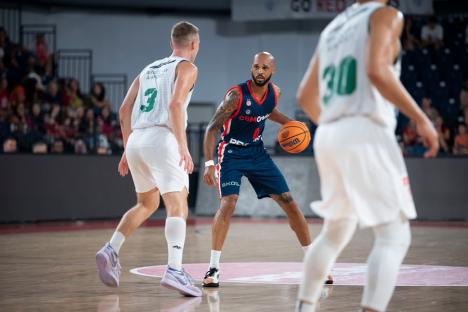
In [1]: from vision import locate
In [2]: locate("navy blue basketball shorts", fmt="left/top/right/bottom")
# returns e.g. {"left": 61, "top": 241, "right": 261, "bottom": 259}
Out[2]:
{"left": 215, "top": 142, "right": 290, "bottom": 199}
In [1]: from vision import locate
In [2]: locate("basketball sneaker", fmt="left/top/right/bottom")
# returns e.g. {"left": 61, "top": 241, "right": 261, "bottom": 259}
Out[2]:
{"left": 96, "top": 243, "right": 121, "bottom": 287}
{"left": 202, "top": 267, "right": 220, "bottom": 287}
{"left": 160, "top": 266, "right": 202, "bottom": 297}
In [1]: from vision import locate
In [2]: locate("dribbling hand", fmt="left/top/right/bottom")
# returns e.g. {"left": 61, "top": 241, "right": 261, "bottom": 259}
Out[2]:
{"left": 179, "top": 145, "right": 194, "bottom": 174}
{"left": 203, "top": 165, "right": 217, "bottom": 187}
{"left": 416, "top": 117, "right": 439, "bottom": 158}
{"left": 118, "top": 152, "right": 129, "bottom": 177}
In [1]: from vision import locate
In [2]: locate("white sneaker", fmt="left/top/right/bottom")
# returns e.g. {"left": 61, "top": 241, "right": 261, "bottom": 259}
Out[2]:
{"left": 202, "top": 267, "right": 220, "bottom": 287}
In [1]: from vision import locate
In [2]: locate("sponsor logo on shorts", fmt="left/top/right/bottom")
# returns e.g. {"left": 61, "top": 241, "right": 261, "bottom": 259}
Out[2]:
{"left": 222, "top": 181, "right": 240, "bottom": 188}
{"left": 229, "top": 136, "right": 262, "bottom": 146}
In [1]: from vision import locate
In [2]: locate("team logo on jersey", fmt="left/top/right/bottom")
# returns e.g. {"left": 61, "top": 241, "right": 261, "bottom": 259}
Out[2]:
{"left": 246, "top": 109, "right": 251, "bottom": 115}
{"left": 246, "top": 99, "right": 252, "bottom": 106}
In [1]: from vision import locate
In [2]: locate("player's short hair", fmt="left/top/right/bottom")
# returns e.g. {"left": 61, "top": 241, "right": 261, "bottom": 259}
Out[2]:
{"left": 171, "top": 21, "right": 199, "bottom": 48}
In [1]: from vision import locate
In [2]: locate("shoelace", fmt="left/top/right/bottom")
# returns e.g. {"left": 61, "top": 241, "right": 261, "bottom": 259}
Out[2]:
{"left": 204, "top": 268, "right": 218, "bottom": 278}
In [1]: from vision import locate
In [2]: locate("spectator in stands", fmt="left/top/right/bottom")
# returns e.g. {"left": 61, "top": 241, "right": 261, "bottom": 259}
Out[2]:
{"left": 67, "top": 78, "right": 84, "bottom": 109}
{"left": 89, "top": 82, "right": 110, "bottom": 113}
{"left": 460, "top": 79, "right": 468, "bottom": 123}
{"left": 3, "top": 137, "right": 17, "bottom": 153}
{"left": 0, "top": 27, "right": 12, "bottom": 61}
{"left": 402, "top": 17, "right": 420, "bottom": 50}
{"left": 434, "top": 116, "right": 450, "bottom": 154}
{"left": 42, "top": 56, "right": 55, "bottom": 86}
{"left": 44, "top": 80, "right": 60, "bottom": 105}
{"left": 96, "top": 134, "right": 111, "bottom": 155}
{"left": 30, "top": 103, "right": 44, "bottom": 133}
{"left": 35, "top": 33, "right": 49, "bottom": 69}
{"left": 421, "top": 16, "right": 444, "bottom": 49}
{"left": 421, "top": 97, "right": 439, "bottom": 122}
{"left": 453, "top": 123, "right": 468, "bottom": 156}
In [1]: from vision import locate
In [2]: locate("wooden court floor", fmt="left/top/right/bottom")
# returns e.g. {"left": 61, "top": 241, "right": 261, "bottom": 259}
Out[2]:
{"left": 0, "top": 219, "right": 467, "bottom": 311}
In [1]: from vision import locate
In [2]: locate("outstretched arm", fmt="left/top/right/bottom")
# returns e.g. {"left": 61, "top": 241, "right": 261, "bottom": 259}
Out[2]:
{"left": 203, "top": 89, "right": 240, "bottom": 186}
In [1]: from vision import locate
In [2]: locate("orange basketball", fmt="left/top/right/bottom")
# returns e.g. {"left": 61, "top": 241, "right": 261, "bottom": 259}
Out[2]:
{"left": 277, "top": 121, "right": 311, "bottom": 154}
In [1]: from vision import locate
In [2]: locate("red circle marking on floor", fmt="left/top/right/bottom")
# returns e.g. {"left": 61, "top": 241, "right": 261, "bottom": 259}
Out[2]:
{"left": 130, "top": 262, "right": 468, "bottom": 287}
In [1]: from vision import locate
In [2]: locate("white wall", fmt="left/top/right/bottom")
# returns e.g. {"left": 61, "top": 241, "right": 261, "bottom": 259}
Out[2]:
{"left": 21, "top": 9, "right": 321, "bottom": 145}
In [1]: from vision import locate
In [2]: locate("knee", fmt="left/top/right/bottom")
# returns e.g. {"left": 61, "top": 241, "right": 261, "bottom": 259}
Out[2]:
{"left": 375, "top": 219, "right": 412, "bottom": 249}
{"left": 218, "top": 195, "right": 238, "bottom": 217}
{"left": 137, "top": 199, "right": 158, "bottom": 214}
{"left": 276, "top": 192, "right": 295, "bottom": 205}
{"left": 321, "top": 219, "right": 357, "bottom": 250}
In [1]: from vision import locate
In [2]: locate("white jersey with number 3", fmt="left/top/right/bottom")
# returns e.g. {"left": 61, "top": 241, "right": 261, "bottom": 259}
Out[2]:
{"left": 131, "top": 56, "right": 193, "bottom": 130}
{"left": 317, "top": 2, "right": 400, "bottom": 129}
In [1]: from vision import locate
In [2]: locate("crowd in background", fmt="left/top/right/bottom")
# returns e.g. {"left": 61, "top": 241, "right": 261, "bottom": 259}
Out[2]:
{"left": 0, "top": 27, "right": 122, "bottom": 155}
{"left": 1, "top": 14, "right": 468, "bottom": 157}
{"left": 397, "top": 15, "right": 468, "bottom": 156}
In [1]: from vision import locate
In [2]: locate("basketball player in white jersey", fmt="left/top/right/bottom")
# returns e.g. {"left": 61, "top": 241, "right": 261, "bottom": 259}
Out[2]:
{"left": 95, "top": 21, "right": 202, "bottom": 297}
{"left": 295, "top": 1, "right": 438, "bottom": 311}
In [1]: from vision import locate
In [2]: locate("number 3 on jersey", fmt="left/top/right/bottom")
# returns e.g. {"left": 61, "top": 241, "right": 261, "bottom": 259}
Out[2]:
{"left": 140, "top": 88, "right": 157, "bottom": 112}
{"left": 322, "top": 56, "right": 357, "bottom": 105}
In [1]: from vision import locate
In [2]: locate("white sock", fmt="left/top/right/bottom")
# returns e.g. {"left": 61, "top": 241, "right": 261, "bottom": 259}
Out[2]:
{"left": 302, "top": 244, "right": 312, "bottom": 253}
{"left": 109, "top": 231, "right": 125, "bottom": 254}
{"left": 165, "top": 217, "right": 186, "bottom": 271}
{"left": 209, "top": 250, "right": 222, "bottom": 269}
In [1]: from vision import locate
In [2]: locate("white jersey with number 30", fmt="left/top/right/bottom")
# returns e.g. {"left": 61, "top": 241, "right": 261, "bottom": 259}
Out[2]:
{"left": 317, "top": 2, "right": 400, "bottom": 129}
{"left": 131, "top": 56, "right": 193, "bottom": 130}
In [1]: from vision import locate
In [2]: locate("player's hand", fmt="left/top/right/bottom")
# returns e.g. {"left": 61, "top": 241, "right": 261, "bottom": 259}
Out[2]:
{"left": 203, "top": 165, "right": 217, "bottom": 187}
{"left": 416, "top": 116, "right": 439, "bottom": 158}
{"left": 118, "top": 152, "right": 129, "bottom": 177}
{"left": 179, "top": 145, "right": 194, "bottom": 174}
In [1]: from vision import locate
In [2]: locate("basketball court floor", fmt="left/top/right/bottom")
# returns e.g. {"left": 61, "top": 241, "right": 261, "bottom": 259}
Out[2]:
{"left": 0, "top": 218, "right": 467, "bottom": 311}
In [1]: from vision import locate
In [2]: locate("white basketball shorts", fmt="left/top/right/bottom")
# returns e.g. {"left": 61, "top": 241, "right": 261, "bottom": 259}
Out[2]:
{"left": 312, "top": 116, "right": 416, "bottom": 228}
{"left": 125, "top": 126, "right": 189, "bottom": 194}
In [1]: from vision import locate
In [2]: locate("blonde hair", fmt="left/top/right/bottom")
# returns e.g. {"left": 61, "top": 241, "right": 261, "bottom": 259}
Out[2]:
{"left": 171, "top": 21, "right": 199, "bottom": 48}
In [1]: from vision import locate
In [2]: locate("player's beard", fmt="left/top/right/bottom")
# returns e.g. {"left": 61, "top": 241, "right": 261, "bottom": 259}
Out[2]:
{"left": 251, "top": 73, "right": 272, "bottom": 87}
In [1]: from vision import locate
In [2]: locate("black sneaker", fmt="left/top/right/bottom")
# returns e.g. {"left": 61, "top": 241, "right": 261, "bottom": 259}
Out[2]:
{"left": 202, "top": 267, "right": 220, "bottom": 287}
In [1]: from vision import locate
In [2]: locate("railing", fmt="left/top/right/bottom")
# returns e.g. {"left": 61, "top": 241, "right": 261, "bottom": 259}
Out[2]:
{"left": 91, "top": 74, "right": 127, "bottom": 112}
{"left": 0, "top": 2, "right": 21, "bottom": 42}
{"left": 56, "top": 49, "right": 93, "bottom": 93}
{"left": 20, "top": 24, "right": 56, "bottom": 55}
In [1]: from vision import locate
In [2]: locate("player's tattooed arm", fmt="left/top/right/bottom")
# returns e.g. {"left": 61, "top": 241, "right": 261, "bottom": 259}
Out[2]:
{"left": 203, "top": 89, "right": 240, "bottom": 161}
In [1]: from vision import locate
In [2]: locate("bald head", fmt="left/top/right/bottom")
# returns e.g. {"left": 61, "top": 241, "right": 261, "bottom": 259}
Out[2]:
{"left": 253, "top": 52, "right": 275, "bottom": 66}
{"left": 251, "top": 52, "right": 275, "bottom": 87}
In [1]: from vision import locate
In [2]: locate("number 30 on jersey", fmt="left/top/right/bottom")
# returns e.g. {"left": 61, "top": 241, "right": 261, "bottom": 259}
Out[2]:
{"left": 322, "top": 56, "right": 357, "bottom": 105}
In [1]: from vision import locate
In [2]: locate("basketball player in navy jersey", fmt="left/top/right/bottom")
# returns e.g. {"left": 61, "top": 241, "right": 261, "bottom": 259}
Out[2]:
{"left": 201, "top": 52, "right": 332, "bottom": 287}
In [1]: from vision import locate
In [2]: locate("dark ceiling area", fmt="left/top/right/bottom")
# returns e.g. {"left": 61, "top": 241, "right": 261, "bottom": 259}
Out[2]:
{"left": 13, "top": 0, "right": 232, "bottom": 15}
